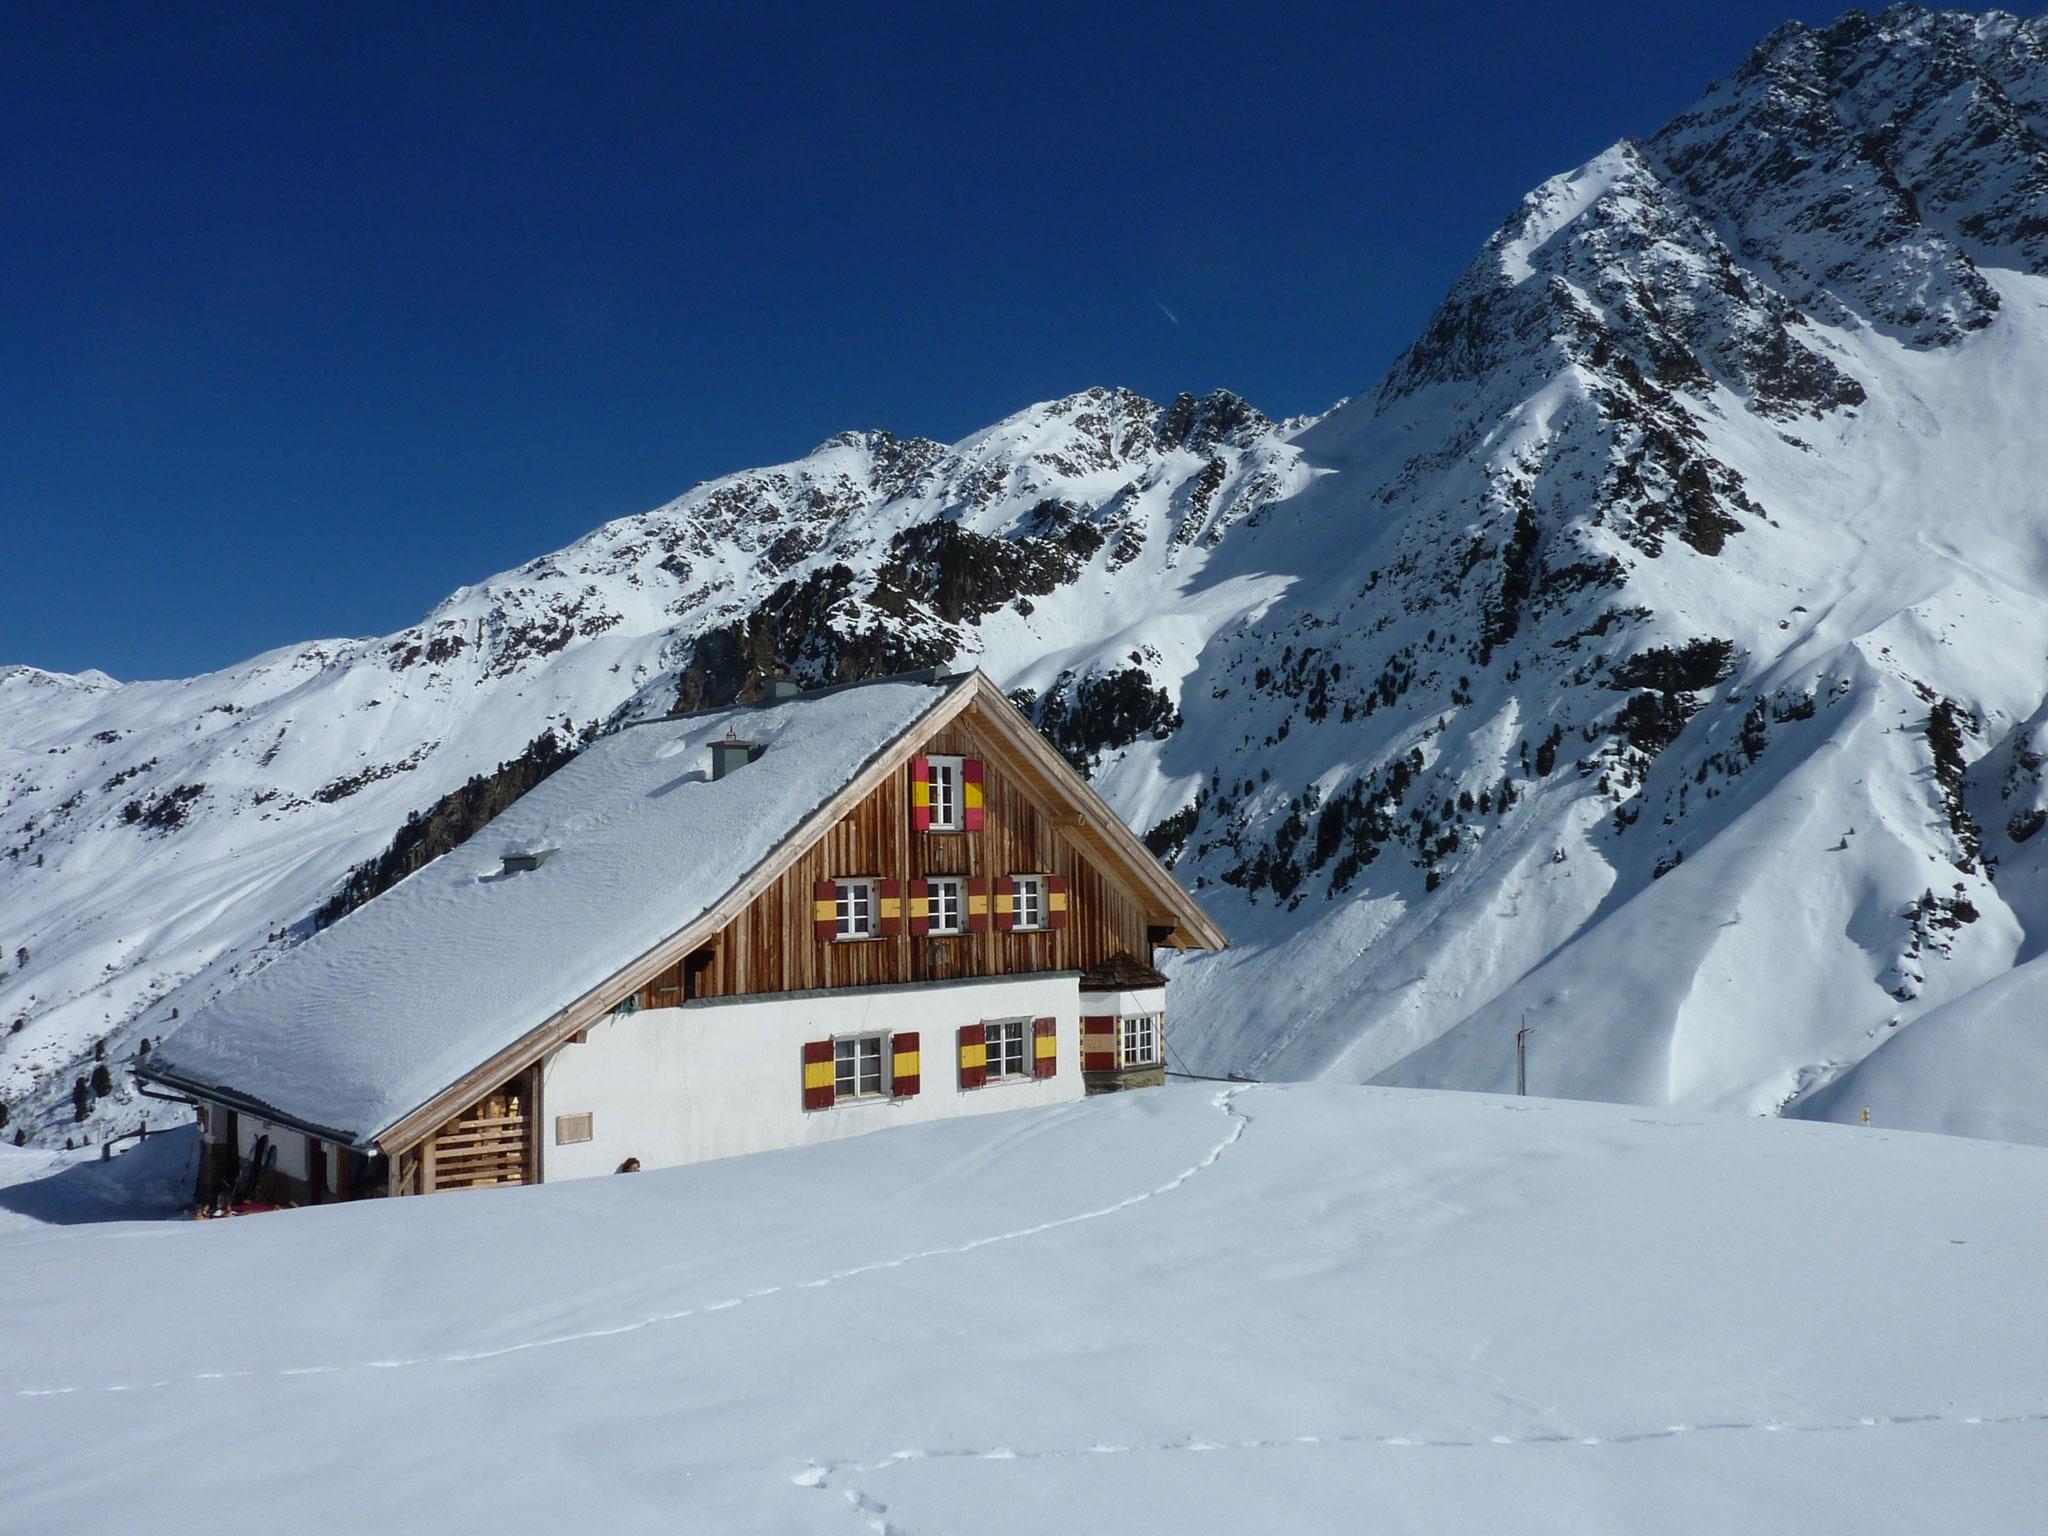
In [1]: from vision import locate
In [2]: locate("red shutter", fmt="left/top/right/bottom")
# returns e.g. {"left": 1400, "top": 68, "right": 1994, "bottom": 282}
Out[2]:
{"left": 957, "top": 1022, "right": 987, "bottom": 1090}
{"left": 910, "top": 755, "right": 932, "bottom": 832}
{"left": 962, "top": 758, "right": 985, "bottom": 830}
{"left": 993, "top": 875, "right": 1017, "bottom": 932}
{"left": 907, "top": 878, "right": 931, "bottom": 937}
{"left": 878, "top": 878, "right": 903, "bottom": 938}
{"left": 967, "top": 877, "right": 991, "bottom": 933}
{"left": 813, "top": 880, "right": 838, "bottom": 941}
{"left": 1032, "top": 1017, "right": 1057, "bottom": 1079}
{"left": 1081, "top": 1015, "right": 1118, "bottom": 1072}
{"left": 1046, "top": 873, "right": 1069, "bottom": 930}
{"left": 892, "top": 1031, "right": 921, "bottom": 1098}
{"left": 802, "top": 1039, "right": 835, "bottom": 1110}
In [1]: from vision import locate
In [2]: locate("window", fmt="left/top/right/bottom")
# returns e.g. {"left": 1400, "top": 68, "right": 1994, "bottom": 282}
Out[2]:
{"left": 1121, "top": 1013, "right": 1159, "bottom": 1068}
{"left": 834, "top": 1034, "right": 886, "bottom": 1099}
{"left": 835, "top": 879, "right": 876, "bottom": 940}
{"left": 1011, "top": 874, "right": 1046, "bottom": 931}
{"left": 926, "top": 756, "right": 964, "bottom": 831}
{"left": 984, "top": 1018, "right": 1028, "bottom": 1080}
{"left": 926, "top": 876, "right": 965, "bottom": 936}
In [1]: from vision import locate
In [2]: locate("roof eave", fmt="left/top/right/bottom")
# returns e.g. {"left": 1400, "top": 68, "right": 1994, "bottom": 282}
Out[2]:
{"left": 135, "top": 1059, "right": 369, "bottom": 1150}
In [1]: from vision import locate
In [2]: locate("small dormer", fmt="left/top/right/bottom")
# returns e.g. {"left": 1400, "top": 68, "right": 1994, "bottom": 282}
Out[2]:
{"left": 499, "top": 847, "right": 556, "bottom": 876}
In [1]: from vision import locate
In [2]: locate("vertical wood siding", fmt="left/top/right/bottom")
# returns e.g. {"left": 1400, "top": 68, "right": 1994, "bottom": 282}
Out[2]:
{"left": 684, "top": 715, "right": 1149, "bottom": 1002}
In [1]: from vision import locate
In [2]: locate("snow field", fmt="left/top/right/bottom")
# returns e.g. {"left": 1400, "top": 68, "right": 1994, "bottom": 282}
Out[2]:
{"left": 3, "top": 1082, "right": 2044, "bottom": 1534}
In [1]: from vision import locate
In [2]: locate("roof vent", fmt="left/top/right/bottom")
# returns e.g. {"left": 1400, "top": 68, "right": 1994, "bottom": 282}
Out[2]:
{"left": 711, "top": 728, "right": 759, "bottom": 781}
{"left": 762, "top": 674, "right": 803, "bottom": 701}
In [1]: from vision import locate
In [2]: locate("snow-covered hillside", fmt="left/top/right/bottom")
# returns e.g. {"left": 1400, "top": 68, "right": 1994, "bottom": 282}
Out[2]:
{"left": 4, "top": 1084, "right": 2046, "bottom": 1533}
{"left": 8, "top": 6, "right": 2048, "bottom": 1145}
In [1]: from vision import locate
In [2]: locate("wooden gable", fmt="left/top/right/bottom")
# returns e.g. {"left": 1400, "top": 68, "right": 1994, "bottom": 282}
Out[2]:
{"left": 687, "top": 705, "right": 1152, "bottom": 999}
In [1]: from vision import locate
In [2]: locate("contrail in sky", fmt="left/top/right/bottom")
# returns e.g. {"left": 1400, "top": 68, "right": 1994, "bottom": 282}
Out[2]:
{"left": 1154, "top": 298, "right": 1181, "bottom": 325}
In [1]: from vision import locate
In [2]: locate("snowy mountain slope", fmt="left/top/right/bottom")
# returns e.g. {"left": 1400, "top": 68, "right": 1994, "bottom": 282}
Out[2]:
{"left": 4, "top": 1084, "right": 2047, "bottom": 1534}
{"left": 9, "top": 5, "right": 2048, "bottom": 1145}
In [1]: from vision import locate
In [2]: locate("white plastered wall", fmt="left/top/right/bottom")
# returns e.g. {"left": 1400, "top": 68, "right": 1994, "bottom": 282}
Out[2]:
{"left": 230, "top": 1110, "right": 310, "bottom": 1181}
{"left": 540, "top": 972, "right": 1084, "bottom": 1181}
{"left": 1079, "top": 986, "right": 1166, "bottom": 1018}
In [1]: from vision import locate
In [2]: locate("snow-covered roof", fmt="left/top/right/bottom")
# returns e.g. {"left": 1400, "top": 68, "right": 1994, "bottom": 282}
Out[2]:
{"left": 146, "top": 676, "right": 961, "bottom": 1145}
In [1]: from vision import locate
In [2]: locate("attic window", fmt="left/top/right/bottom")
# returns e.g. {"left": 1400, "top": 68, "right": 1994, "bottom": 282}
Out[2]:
{"left": 499, "top": 848, "right": 555, "bottom": 876}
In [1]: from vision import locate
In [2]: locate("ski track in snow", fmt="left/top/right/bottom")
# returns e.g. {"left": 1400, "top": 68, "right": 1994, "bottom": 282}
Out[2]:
{"left": 795, "top": 1409, "right": 2048, "bottom": 1534}
{"left": 7, "top": 1087, "right": 1253, "bottom": 1401}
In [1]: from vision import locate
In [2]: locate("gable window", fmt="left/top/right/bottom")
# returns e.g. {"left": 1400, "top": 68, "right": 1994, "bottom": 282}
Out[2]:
{"left": 1121, "top": 1013, "right": 1159, "bottom": 1068}
{"left": 912, "top": 754, "right": 983, "bottom": 832}
{"left": 1010, "top": 874, "right": 1046, "bottom": 931}
{"left": 983, "top": 1017, "right": 1029, "bottom": 1080}
{"left": 834, "top": 1033, "right": 887, "bottom": 1099}
{"left": 926, "top": 755, "right": 963, "bottom": 831}
{"left": 835, "top": 879, "right": 876, "bottom": 940}
{"left": 927, "top": 876, "right": 965, "bottom": 936}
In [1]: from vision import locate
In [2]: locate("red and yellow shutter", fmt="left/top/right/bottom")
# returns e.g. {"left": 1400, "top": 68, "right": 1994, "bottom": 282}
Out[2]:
{"left": 1081, "top": 1015, "right": 1118, "bottom": 1072}
{"left": 877, "top": 878, "right": 903, "bottom": 937}
{"left": 962, "top": 758, "right": 985, "bottom": 830}
{"left": 891, "top": 1031, "right": 921, "bottom": 1097}
{"left": 993, "top": 876, "right": 1017, "bottom": 932}
{"left": 909, "top": 755, "right": 932, "bottom": 831}
{"left": 907, "top": 878, "right": 931, "bottom": 936}
{"left": 966, "top": 878, "right": 991, "bottom": 933}
{"left": 1032, "top": 1017, "right": 1057, "bottom": 1079}
{"left": 1046, "top": 874, "right": 1069, "bottom": 929}
{"left": 812, "top": 880, "right": 838, "bottom": 941}
{"left": 802, "top": 1039, "right": 835, "bottom": 1110}
{"left": 957, "top": 1023, "right": 986, "bottom": 1089}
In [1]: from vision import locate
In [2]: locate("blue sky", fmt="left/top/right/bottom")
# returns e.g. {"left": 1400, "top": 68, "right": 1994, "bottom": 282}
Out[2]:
{"left": 7, "top": 1, "right": 1857, "bottom": 679}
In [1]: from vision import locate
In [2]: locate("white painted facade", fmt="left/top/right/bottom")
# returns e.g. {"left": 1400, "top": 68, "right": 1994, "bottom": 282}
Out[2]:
{"left": 539, "top": 972, "right": 1086, "bottom": 1181}
{"left": 1079, "top": 985, "right": 1166, "bottom": 1019}
{"left": 205, "top": 1106, "right": 337, "bottom": 1189}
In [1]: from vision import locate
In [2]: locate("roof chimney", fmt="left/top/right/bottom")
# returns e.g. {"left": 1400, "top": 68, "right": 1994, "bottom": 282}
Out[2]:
{"left": 711, "top": 727, "right": 758, "bottom": 781}
{"left": 763, "top": 674, "right": 803, "bottom": 701}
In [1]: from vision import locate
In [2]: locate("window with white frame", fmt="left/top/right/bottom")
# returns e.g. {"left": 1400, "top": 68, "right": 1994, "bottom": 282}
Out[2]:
{"left": 926, "top": 755, "right": 964, "bottom": 831}
{"left": 834, "top": 1033, "right": 887, "bottom": 1099}
{"left": 1121, "top": 1013, "right": 1160, "bottom": 1068}
{"left": 835, "top": 879, "right": 877, "bottom": 940}
{"left": 926, "top": 875, "right": 965, "bottom": 936}
{"left": 1010, "top": 874, "right": 1046, "bottom": 930}
{"left": 984, "top": 1018, "right": 1029, "bottom": 1079}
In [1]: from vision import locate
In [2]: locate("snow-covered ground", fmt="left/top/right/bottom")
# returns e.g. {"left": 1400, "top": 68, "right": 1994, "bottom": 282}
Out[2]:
{"left": 3, "top": 1083, "right": 2044, "bottom": 1534}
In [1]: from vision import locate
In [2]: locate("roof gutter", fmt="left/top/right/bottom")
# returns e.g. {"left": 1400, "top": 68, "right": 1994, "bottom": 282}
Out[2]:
{"left": 134, "top": 1059, "right": 367, "bottom": 1150}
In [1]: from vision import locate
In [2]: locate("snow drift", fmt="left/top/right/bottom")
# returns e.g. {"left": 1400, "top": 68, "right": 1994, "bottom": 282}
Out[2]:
{"left": 3, "top": 1084, "right": 2046, "bottom": 1533}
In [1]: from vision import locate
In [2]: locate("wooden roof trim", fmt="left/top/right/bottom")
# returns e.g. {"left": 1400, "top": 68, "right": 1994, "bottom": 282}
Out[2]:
{"left": 958, "top": 673, "right": 1227, "bottom": 951}
{"left": 375, "top": 674, "right": 983, "bottom": 1155}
